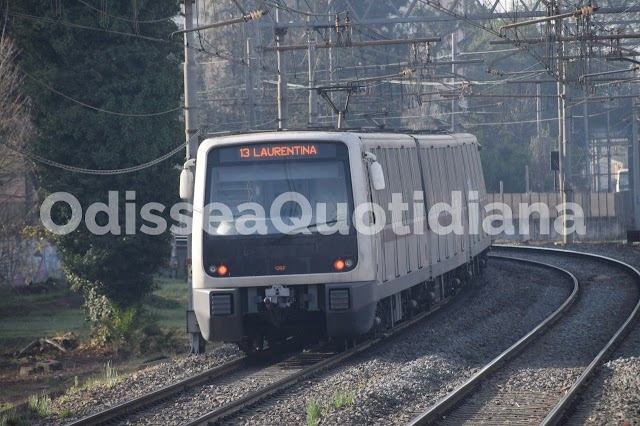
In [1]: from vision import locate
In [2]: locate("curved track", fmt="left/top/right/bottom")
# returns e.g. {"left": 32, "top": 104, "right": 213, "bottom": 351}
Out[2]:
{"left": 407, "top": 245, "right": 640, "bottom": 426}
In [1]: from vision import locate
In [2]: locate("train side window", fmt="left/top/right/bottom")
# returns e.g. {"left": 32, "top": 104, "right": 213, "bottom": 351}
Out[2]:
{"left": 467, "top": 144, "right": 478, "bottom": 190}
{"left": 465, "top": 144, "right": 479, "bottom": 199}
{"left": 369, "top": 147, "right": 382, "bottom": 205}
{"left": 379, "top": 147, "right": 393, "bottom": 225}
{"left": 472, "top": 144, "right": 487, "bottom": 196}
{"left": 460, "top": 145, "right": 472, "bottom": 193}
{"left": 404, "top": 148, "right": 419, "bottom": 222}
{"left": 461, "top": 144, "right": 476, "bottom": 211}
{"left": 418, "top": 147, "right": 433, "bottom": 214}
{"left": 426, "top": 148, "right": 441, "bottom": 206}
{"left": 387, "top": 148, "right": 402, "bottom": 225}
{"left": 446, "top": 147, "right": 461, "bottom": 196}
{"left": 397, "top": 148, "right": 412, "bottom": 224}
{"left": 438, "top": 148, "right": 450, "bottom": 205}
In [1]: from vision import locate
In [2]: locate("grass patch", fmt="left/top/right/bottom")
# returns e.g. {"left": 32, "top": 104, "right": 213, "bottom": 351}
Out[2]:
{"left": 0, "top": 283, "right": 71, "bottom": 309}
{"left": 153, "top": 277, "right": 188, "bottom": 303}
{"left": 306, "top": 399, "right": 322, "bottom": 426}
{"left": 306, "top": 389, "right": 355, "bottom": 425}
{"left": 0, "top": 406, "right": 20, "bottom": 426}
{"left": 84, "top": 360, "right": 119, "bottom": 389}
{"left": 145, "top": 294, "right": 181, "bottom": 309}
{"left": 0, "top": 287, "right": 85, "bottom": 346}
{"left": 332, "top": 389, "right": 354, "bottom": 409}
{"left": 147, "top": 277, "right": 188, "bottom": 330}
{"left": 0, "top": 275, "right": 188, "bottom": 362}
{"left": 0, "top": 309, "right": 86, "bottom": 340}
{"left": 58, "top": 408, "right": 73, "bottom": 419}
{"left": 0, "top": 277, "right": 188, "bottom": 352}
{"left": 27, "top": 392, "right": 51, "bottom": 418}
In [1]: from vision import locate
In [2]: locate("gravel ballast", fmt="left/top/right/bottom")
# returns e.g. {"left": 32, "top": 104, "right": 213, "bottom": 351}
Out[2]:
{"left": 228, "top": 258, "right": 573, "bottom": 425}
{"left": 40, "top": 243, "right": 640, "bottom": 425}
{"left": 500, "top": 243, "right": 640, "bottom": 426}
{"left": 41, "top": 344, "right": 243, "bottom": 425}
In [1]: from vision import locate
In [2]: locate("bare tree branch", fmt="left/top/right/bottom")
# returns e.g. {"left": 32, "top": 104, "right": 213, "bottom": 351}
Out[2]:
{"left": 0, "top": 34, "right": 36, "bottom": 287}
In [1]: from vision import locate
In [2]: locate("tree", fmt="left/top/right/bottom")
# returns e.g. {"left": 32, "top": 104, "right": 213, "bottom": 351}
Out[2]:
{"left": 0, "top": 34, "right": 37, "bottom": 287}
{"left": 6, "top": 1, "right": 183, "bottom": 338}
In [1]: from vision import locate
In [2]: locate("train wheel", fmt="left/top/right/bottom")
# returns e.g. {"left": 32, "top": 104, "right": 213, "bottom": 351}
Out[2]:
{"left": 237, "top": 335, "right": 265, "bottom": 354}
{"left": 372, "top": 300, "right": 389, "bottom": 337}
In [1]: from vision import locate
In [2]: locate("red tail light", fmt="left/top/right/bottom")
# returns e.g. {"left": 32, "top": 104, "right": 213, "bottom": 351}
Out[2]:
{"left": 217, "top": 264, "right": 228, "bottom": 276}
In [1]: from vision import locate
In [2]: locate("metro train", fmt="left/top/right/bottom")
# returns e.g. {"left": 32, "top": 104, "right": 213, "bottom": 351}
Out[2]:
{"left": 182, "top": 131, "right": 491, "bottom": 351}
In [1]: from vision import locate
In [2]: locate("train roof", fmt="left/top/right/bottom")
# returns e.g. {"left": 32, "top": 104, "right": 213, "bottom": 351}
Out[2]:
{"left": 202, "top": 129, "right": 477, "bottom": 142}
{"left": 205, "top": 128, "right": 464, "bottom": 137}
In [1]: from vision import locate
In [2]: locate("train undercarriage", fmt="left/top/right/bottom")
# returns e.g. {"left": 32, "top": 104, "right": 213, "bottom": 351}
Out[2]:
{"left": 198, "top": 251, "right": 490, "bottom": 354}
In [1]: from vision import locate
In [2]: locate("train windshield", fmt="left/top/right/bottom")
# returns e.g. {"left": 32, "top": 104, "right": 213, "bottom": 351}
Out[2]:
{"left": 204, "top": 142, "right": 354, "bottom": 237}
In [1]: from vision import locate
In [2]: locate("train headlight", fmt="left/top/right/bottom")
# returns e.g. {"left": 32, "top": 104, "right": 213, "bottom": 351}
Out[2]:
{"left": 344, "top": 258, "right": 354, "bottom": 268}
{"left": 333, "top": 259, "right": 345, "bottom": 271}
{"left": 208, "top": 265, "right": 217, "bottom": 274}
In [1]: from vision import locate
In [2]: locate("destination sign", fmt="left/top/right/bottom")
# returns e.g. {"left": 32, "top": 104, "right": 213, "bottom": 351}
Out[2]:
{"left": 217, "top": 142, "right": 339, "bottom": 162}
{"left": 239, "top": 144, "right": 317, "bottom": 159}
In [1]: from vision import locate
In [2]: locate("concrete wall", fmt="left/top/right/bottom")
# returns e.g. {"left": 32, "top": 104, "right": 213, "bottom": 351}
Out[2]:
{"left": 486, "top": 192, "right": 632, "bottom": 242}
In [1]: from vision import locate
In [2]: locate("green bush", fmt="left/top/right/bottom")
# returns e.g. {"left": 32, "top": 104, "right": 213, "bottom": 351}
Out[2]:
{"left": 90, "top": 301, "right": 183, "bottom": 354}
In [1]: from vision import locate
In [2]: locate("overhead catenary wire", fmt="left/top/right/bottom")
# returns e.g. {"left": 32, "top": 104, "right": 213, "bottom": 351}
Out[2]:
{"left": 4, "top": 8, "right": 247, "bottom": 65}
{"left": 0, "top": 131, "right": 200, "bottom": 175}
{"left": 75, "top": 0, "right": 176, "bottom": 24}
{"left": 1, "top": 8, "right": 189, "bottom": 116}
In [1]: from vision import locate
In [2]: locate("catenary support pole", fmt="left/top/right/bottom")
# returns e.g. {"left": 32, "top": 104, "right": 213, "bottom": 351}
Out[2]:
{"left": 583, "top": 95, "right": 590, "bottom": 190}
{"left": 632, "top": 81, "right": 640, "bottom": 231}
{"left": 275, "top": 3, "right": 288, "bottom": 129}
{"left": 451, "top": 32, "right": 457, "bottom": 132}
{"left": 246, "top": 37, "right": 256, "bottom": 128}
{"left": 308, "top": 34, "right": 318, "bottom": 126}
{"left": 183, "top": 0, "right": 204, "bottom": 354}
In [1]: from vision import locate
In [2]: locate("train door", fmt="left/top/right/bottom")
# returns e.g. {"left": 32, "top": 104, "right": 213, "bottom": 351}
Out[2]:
{"left": 470, "top": 144, "right": 488, "bottom": 241}
{"left": 461, "top": 144, "right": 478, "bottom": 256}
{"left": 438, "top": 147, "right": 454, "bottom": 259}
{"left": 418, "top": 146, "right": 437, "bottom": 274}
{"left": 366, "top": 146, "right": 384, "bottom": 284}
{"left": 377, "top": 148, "right": 397, "bottom": 282}
{"left": 426, "top": 147, "right": 447, "bottom": 264}
{"left": 405, "top": 147, "right": 424, "bottom": 271}
{"left": 387, "top": 148, "right": 403, "bottom": 278}
{"left": 396, "top": 148, "right": 419, "bottom": 274}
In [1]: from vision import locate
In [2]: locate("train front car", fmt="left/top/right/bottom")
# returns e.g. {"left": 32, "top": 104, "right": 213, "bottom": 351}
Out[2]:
{"left": 191, "top": 133, "right": 376, "bottom": 351}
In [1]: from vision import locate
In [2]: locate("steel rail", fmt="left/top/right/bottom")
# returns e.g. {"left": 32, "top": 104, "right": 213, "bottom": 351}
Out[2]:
{"left": 495, "top": 245, "right": 640, "bottom": 426}
{"left": 406, "top": 253, "right": 579, "bottom": 426}
{"left": 182, "top": 339, "right": 380, "bottom": 426}
{"left": 67, "top": 357, "right": 248, "bottom": 426}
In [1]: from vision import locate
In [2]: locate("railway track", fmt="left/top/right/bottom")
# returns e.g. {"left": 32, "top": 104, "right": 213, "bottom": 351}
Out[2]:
{"left": 67, "top": 245, "right": 638, "bottom": 426}
{"left": 66, "top": 276, "right": 471, "bottom": 426}
{"left": 407, "top": 245, "right": 640, "bottom": 426}
{"left": 180, "top": 291, "right": 474, "bottom": 426}
{"left": 65, "top": 354, "right": 247, "bottom": 426}
{"left": 180, "top": 254, "right": 568, "bottom": 426}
